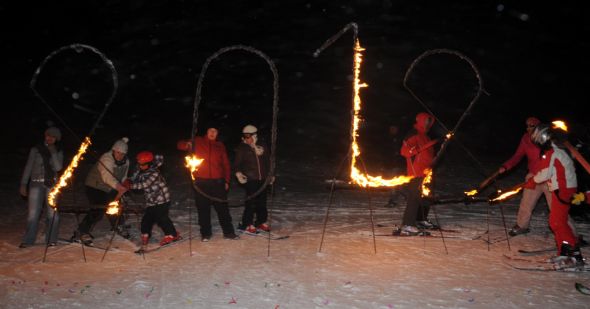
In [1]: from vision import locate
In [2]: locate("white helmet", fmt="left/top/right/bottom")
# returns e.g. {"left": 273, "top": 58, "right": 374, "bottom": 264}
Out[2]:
{"left": 531, "top": 124, "right": 551, "bottom": 146}
{"left": 242, "top": 125, "right": 258, "bottom": 134}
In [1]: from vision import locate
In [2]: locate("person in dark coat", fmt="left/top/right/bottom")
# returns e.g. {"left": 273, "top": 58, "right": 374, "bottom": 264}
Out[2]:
{"left": 234, "top": 125, "right": 271, "bottom": 233}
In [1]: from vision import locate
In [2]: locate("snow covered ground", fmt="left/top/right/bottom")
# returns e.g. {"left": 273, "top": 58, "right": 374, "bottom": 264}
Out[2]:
{"left": 1, "top": 160, "right": 590, "bottom": 309}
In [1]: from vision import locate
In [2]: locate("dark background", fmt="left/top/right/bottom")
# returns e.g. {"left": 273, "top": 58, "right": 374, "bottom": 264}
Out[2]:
{"left": 2, "top": 0, "right": 589, "bottom": 191}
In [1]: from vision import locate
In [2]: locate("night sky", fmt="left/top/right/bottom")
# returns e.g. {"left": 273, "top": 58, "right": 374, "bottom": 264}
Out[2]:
{"left": 2, "top": 1, "right": 589, "bottom": 184}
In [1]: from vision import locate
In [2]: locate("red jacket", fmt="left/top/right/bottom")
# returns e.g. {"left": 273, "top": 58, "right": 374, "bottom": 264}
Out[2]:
{"left": 177, "top": 136, "right": 231, "bottom": 183}
{"left": 502, "top": 132, "right": 542, "bottom": 174}
{"left": 400, "top": 113, "right": 435, "bottom": 177}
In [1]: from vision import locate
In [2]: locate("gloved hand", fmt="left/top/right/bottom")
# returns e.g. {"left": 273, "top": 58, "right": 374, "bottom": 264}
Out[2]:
{"left": 116, "top": 183, "right": 129, "bottom": 194}
{"left": 122, "top": 179, "right": 132, "bottom": 189}
{"left": 571, "top": 192, "right": 586, "bottom": 205}
{"left": 254, "top": 145, "right": 264, "bottom": 156}
{"left": 235, "top": 172, "right": 248, "bottom": 184}
{"left": 19, "top": 185, "right": 27, "bottom": 197}
{"left": 47, "top": 144, "right": 57, "bottom": 154}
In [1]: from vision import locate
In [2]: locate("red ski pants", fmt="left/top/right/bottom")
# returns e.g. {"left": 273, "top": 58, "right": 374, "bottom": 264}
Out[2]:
{"left": 549, "top": 189, "right": 577, "bottom": 254}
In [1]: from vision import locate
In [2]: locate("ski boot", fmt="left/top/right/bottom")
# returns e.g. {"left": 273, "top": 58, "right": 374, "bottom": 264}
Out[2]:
{"left": 80, "top": 234, "right": 94, "bottom": 246}
{"left": 160, "top": 233, "right": 181, "bottom": 246}
{"left": 257, "top": 223, "right": 270, "bottom": 232}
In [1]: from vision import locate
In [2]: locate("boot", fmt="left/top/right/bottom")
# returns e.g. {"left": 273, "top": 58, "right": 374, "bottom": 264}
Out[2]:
{"left": 160, "top": 233, "right": 181, "bottom": 246}
{"left": 558, "top": 241, "right": 586, "bottom": 268}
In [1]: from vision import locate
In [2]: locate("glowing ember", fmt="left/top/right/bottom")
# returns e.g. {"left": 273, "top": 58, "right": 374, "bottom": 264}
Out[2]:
{"left": 552, "top": 120, "right": 568, "bottom": 132}
{"left": 184, "top": 154, "right": 204, "bottom": 180}
{"left": 106, "top": 200, "right": 120, "bottom": 215}
{"left": 348, "top": 39, "right": 413, "bottom": 188}
{"left": 445, "top": 132, "right": 453, "bottom": 139}
{"left": 464, "top": 189, "right": 478, "bottom": 196}
{"left": 48, "top": 137, "right": 92, "bottom": 208}
{"left": 421, "top": 169, "right": 433, "bottom": 197}
{"left": 490, "top": 187, "right": 523, "bottom": 202}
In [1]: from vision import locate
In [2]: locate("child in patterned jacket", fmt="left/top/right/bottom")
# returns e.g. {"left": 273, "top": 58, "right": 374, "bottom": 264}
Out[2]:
{"left": 126, "top": 151, "right": 180, "bottom": 250}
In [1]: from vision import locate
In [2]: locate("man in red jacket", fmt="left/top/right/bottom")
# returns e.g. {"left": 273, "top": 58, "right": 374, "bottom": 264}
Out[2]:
{"left": 395, "top": 112, "right": 438, "bottom": 236}
{"left": 177, "top": 123, "right": 238, "bottom": 241}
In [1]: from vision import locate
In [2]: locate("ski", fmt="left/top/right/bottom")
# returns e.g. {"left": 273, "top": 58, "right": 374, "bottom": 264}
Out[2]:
{"left": 575, "top": 283, "right": 590, "bottom": 295}
{"left": 502, "top": 254, "right": 590, "bottom": 272}
{"left": 373, "top": 233, "right": 465, "bottom": 239}
{"left": 376, "top": 224, "right": 459, "bottom": 233}
{"left": 518, "top": 247, "right": 555, "bottom": 255}
{"left": 237, "top": 229, "right": 290, "bottom": 240}
{"left": 134, "top": 236, "right": 188, "bottom": 254}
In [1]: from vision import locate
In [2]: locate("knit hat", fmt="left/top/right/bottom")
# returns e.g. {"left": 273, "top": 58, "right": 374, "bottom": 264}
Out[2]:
{"left": 112, "top": 137, "right": 129, "bottom": 154}
{"left": 45, "top": 127, "right": 62, "bottom": 141}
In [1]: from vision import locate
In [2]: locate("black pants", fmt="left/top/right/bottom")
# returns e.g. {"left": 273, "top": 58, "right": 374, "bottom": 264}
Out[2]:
{"left": 78, "top": 186, "right": 125, "bottom": 235}
{"left": 194, "top": 179, "right": 234, "bottom": 237}
{"left": 401, "top": 177, "right": 430, "bottom": 226}
{"left": 240, "top": 179, "right": 268, "bottom": 227}
{"left": 141, "top": 202, "right": 177, "bottom": 237}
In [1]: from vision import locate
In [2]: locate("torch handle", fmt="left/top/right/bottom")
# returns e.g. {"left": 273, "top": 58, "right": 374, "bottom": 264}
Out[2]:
{"left": 565, "top": 141, "right": 590, "bottom": 175}
{"left": 478, "top": 170, "right": 501, "bottom": 190}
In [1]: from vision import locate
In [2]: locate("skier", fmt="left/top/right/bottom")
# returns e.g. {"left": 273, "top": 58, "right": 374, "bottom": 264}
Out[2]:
{"left": 234, "top": 125, "right": 271, "bottom": 233}
{"left": 177, "top": 123, "right": 239, "bottom": 241}
{"left": 395, "top": 112, "right": 438, "bottom": 236}
{"left": 126, "top": 151, "right": 180, "bottom": 251}
{"left": 72, "top": 137, "right": 130, "bottom": 246}
{"left": 531, "top": 124, "right": 584, "bottom": 267}
{"left": 19, "top": 127, "right": 64, "bottom": 248}
{"left": 497, "top": 117, "right": 577, "bottom": 237}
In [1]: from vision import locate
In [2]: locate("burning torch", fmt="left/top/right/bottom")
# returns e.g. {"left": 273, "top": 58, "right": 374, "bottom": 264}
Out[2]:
{"left": 552, "top": 120, "right": 590, "bottom": 175}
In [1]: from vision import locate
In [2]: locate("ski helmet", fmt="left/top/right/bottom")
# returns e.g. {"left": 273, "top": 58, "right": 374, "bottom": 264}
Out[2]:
{"left": 136, "top": 151, "right": 154, "bottom": 165}
{"left": 531, "top": 123, "right": 551, "bottom": 146}
{"left": 242, "top": 125, "right": 258, "bottom": 134}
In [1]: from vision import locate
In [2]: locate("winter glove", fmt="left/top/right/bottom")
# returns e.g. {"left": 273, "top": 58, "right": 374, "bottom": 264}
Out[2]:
{"left": 122, "top": 179, "right": 132, "bottom": 190}
{"left": 47, "top": 144, "right": 57, "bottom": 154}
{"left": 115, "top": 183, "right": 129, "bottom": 194}
{"left": 571, "top": 192, "right": 586, "bottom": 205}
{"left": 235, "top": 172, "right": 248, "bottom": 184}
{"left": 19, "top": 185, "right": 27, "bottom": 197}
{"left": 254, "top": 145, "right": 264, "bottom": 156}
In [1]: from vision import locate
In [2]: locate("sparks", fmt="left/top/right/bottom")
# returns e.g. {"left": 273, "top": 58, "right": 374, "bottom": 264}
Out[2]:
{"left": 490, "top": 187, "right": 523, "bottom": 202}
{"left": 348, "top": 39, "right": 413, "bottom": 188}
{"left": 105, "top": 200, "right": 120, "bottom": 215}
{"left": 464, "top": 189, "right": 478, "bottom": 196}
{"left": 421, "top": 168, "right": 433, "bottom": 197}
{"left": 552, "top": 120, "right": 568, "bottom": 132}
{"left": 48, "top": 137, "right": 92, "bottom": 208}
{"left": 184, "top": 154, "right": 204, "bottom": 180}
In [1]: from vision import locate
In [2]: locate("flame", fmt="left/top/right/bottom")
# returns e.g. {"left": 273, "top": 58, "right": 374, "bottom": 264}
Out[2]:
{"left": 552, "top": 120, "right": 568, "bottom": 132}
{"left": 421, "top": 168, "right": 433, "bottom": 197}
{"left": 348, "top": 39, "right": 413, "bottom": 188}
{"left": 464, "top": 189, "right": 478, "bottom": 196}
{"left": 490, "top": 187, "right": 523, "bottom": 202}
{"left": 106, "top": 200, "right": 120, "bottom": 215}
{"left": 48, "top": 137, "right": 92, "bottom": 208}
{"left": 184, "top": 154, "right": 204, "bottom": 180}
